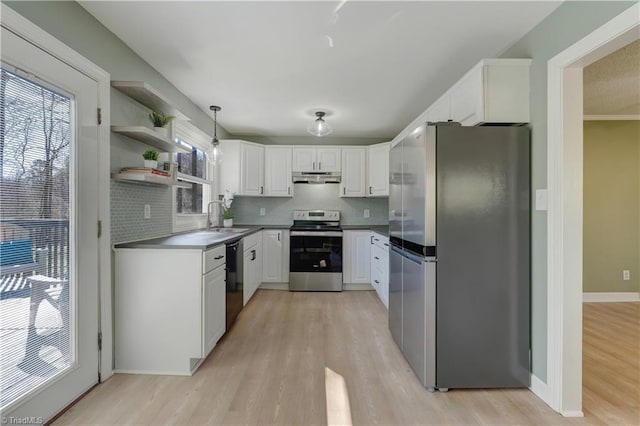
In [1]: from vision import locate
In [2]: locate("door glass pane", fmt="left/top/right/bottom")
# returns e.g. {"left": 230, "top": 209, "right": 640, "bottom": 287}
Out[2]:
{"left": 0, "top": 68, "right": 72, "bottom": 409}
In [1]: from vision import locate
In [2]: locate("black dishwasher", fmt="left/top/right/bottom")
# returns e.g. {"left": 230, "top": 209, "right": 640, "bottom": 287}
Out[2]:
{"left": 225, "top": 239, "right": 243, "bottom": 331}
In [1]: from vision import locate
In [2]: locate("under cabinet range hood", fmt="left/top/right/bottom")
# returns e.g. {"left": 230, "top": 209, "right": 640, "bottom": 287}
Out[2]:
{"left": 292, "top": 171, "right": 341, "bottom": 184}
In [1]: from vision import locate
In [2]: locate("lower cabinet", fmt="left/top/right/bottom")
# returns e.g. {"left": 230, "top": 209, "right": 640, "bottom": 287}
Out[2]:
{"left": 262, "top": 229, "right": 289, "bottom": 283}
{"left": 343, "top": 230, "right": 371, "bottom": 284}
{"left": 114, "top": 244, "right": 226, "bottom": 375}
{"left": 202, "top": 265, "right": 226, "bottom": 356}
{"left": 370, "top": 232, "right": 389, "bottom": 308}
{"left": 242, "top": 231, "right": 262, "bottom": 305}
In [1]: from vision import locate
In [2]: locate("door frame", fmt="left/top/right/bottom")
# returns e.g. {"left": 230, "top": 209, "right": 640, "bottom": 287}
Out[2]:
{"left": 546, "top": 3, "right": 639, "bottom": 416}
{"left": 1, "top": 3, "right": 112, "bottom": 384}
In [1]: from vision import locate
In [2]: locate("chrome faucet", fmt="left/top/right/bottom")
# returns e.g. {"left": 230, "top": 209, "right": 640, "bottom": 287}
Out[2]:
{"left": 207, "top": 200, "right": 224, "bottom": 230}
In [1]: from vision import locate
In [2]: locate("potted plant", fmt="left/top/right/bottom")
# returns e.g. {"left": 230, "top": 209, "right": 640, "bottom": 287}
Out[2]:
{"left": 148, "top": 110, "right": 175, "bottom": 137}
{"left": 222, "top": 207, "right": 234, "bottom": 228}
{"left": 222, "top": 190, "right": 235, "bottom": 227}
{"left": 142, "top": 150, "right": 159, "bottom": 169}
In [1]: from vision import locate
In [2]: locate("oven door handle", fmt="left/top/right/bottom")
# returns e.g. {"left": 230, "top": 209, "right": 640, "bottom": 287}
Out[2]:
{"left": 290, "top": 231, "right": 343, "bottom": 237}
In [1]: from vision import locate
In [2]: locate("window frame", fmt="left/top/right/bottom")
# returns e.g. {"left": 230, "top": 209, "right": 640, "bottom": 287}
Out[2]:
{"left": 172, "top": 121, "right": 213, "bottom": 233}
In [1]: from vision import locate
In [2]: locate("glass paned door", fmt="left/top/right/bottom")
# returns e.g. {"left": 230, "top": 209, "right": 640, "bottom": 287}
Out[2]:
{"left": 0, "top": 26, "right": 99, "bottom": 421}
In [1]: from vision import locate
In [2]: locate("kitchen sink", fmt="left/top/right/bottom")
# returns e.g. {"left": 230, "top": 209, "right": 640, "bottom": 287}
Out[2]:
{"left": 204, "top": 228, "right": 250, "bottom": 233}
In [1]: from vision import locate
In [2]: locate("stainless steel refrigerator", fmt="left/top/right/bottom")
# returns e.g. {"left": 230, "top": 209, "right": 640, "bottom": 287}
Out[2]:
{"left": 388, "top": 123, "right": 530, "bottom": 391}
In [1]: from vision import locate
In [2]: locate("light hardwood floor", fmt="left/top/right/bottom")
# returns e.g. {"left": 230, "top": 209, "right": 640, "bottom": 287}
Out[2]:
{"left": 54, "top": 291, "right": 639, "bottom": 425}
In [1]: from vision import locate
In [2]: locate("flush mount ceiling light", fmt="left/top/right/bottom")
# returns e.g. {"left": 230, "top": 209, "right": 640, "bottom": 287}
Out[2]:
{"left": 207, "top": 105, "right": 223, "bottom": 165}
{"left": 307, "top": 111, "right": 333, "bottom": 137}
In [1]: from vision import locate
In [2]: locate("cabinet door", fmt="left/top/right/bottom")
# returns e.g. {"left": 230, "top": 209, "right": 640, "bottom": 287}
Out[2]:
{"left": 427, "top": 93, "right": 451, "bottom": 123}
{"left": 203, "top": 266, "right": 226, "bottom": 357}
{"left": 262, "top": 230, "right": 283, "bottom": 282}
{"left": 292, "top": 147, "right": 316, "bottom": 172}
{"left": 340, "top": 148, "right": 366, "bottom": 197}
{"left": 449, "top": 64, "right": 484, "bottom": 126}
{"left": 317, "top": 148, "right": 341, "bottom": 172}
{"left": 343, "top": 231, "right": 371, "bottom": 284}
{"left": 243, "top": 249, "right": 254, "bottom": 306}
{"left": 240, "top": 142, "right": 265, "bottom": 195}
{"left": 265, "top": 146, "right": 293, "bottom": 197}
{"left": 367, "top": 142, "right": 390, "bottom": 197}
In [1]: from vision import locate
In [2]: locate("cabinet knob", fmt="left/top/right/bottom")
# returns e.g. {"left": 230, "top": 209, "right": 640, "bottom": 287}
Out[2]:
{"left": 369, "top": 186, "right": 372, "bottom": 195}
{"left": 374, "top": 256, "right": 380, "bottom": 260}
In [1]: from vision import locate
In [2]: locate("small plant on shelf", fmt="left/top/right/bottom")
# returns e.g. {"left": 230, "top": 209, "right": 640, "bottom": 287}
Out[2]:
{"left": 142, "top": 150, "right": 159, "bottom": 161}
{"left": 142, "top": 150, "right": 159, "bottom": 169}
{"left": 222, "top": 190, "right": 235, "bottom": 227}
{"left": 148, "top": 110, "right": 175, "bottom": 128}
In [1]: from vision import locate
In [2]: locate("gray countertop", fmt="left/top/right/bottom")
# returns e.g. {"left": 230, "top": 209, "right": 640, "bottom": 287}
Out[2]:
{"left": 113, "top": 225, "right": 283, "bottom": 250}
{"left": 114, "top": 224, "right": 389, "bottom": 250}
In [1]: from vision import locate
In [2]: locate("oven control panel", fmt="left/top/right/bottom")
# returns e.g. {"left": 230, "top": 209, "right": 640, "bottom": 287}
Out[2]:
{"left": 293, "top": 210, "right": 340, "bottom": 221}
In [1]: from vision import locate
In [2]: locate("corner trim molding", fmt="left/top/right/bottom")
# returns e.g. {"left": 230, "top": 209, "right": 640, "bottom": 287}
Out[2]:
{"left": 530, "top": 374, "right": 548, "bottom": 405}
{"left": 546, "top": 2, "right": 640, "bottom": 415}
{"left": 583, "top": 292, "right": 640, "bottom": 302}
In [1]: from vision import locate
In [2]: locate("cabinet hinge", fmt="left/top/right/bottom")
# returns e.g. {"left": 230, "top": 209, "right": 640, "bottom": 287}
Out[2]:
{"left": 97, "top": 220, "right": 102, "bottom": 238}
{"left": 97, "top": 108, "right": 102, "bottom": 125}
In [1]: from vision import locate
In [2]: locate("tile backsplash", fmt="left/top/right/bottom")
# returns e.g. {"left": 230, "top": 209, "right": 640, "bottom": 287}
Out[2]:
{"left": 231, "top": 184, "right": 388, "bottom": 225}
{"left": 111, "top": 181, "right": 172, "bottom": 243}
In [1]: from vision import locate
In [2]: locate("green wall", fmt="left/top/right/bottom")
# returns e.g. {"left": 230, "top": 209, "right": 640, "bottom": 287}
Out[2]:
{"left": 584, "top": 121, "right": 640, "bottom": 293}
{"left": 500, "top": 1, "right": 638, "bottom": 381}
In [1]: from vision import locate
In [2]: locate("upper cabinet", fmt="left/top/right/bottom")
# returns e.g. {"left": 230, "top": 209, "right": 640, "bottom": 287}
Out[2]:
{"left": 240, "top": 143, "right": 265, "bottom": 196}
{"left": 340, "top": 148, "right": 366, "bottom": 197}
{"left": 392, "top": 58, "right": 532, "bottom": 147}
{"left": 292, "top": 147, "right": 341, "bottom": 172}
{"left": 219, "top": 141, "right": 293, "bottom": 197}
{"left": 367, "top": 142, "right": 390, "bottom": 197}
{"left": 219, "top": 140, "right": 264, "bottom": 196}
{"left": 449, "top": 59, "right": 531, "bottom": 126}
{"left": 264, "top": 146, "right": 293, "bottom": 197}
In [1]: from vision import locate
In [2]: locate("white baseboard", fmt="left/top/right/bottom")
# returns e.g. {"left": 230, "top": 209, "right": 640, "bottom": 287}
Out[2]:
{"left": 529, "top": 373, "right": 548, "bottom": 405}
{"left": 562, "top": 410, "right": 584, "bottom": 418}
{"left": 343, "top": 283, "right": 374, "bottom": 291}
{"left": 583, "top": 292, "right": 640, "bottom": 302}
{"left": 259, "top": 283, "right": 289, "bottom": 290}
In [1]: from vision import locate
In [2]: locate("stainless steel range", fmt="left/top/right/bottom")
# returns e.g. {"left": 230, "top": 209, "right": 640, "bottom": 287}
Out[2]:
{"left": 289, "top": 210, "right": 343, "bottom": 291}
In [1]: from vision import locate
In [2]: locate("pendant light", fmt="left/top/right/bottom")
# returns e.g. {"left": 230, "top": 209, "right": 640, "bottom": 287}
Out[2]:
{"left": 207, "top": 105, "right": 223, "bottom": 165}
{"left": 306, "top": 111, "right": 333, "bottom": 137}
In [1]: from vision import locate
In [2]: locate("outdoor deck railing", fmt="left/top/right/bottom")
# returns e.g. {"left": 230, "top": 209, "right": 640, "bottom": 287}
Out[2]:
{"left": 0, "top": 219, "right": 69, "bottom": 279}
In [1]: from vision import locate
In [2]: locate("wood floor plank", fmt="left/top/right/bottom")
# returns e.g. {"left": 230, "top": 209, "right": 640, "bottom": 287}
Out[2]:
{"left": 53, "top": 292, "right": 638, "bottom": 425}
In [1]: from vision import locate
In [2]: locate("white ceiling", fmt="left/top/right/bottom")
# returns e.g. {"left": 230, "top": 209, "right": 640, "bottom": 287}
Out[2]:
{"left": 584, "top": 39, "right": 640, "bottom": 116}
{"left": 80, "top": 1, "right": 561, "bottom": 138}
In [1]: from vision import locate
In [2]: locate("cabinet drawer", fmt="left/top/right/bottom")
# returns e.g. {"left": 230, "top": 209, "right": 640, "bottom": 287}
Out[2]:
{"left": 243, "top": 232, "right": 260, "bottom": 250}
{"left": 203, "top": 245, "right": 226, "bottom": 275}
{"left": 370, "top": 232, "right": 389, "bottom": 250}
{"left": 371, "top": 244, "right": 388, "bottom": 271}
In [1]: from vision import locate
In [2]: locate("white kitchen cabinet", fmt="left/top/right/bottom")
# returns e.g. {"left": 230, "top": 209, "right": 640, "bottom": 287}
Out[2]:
{"left": 114, "top": 244, "right": 226, "bottom": 375}
{"left": 343, "top": 230, "right": 371, "bottom": 284}
{"left": 264, "top": 146, "right": 293, "bottom": 197}
{"left": 370, "top": 232, "right": 389, "bottom": 308}
{"left": 262, "top": 229, "right": 289, "bottom": 283}
{"left": 340, "top": 147, "right": 366, "bottom": 197}
{"left": 242, "top": 231, "right": 263, "bottom": 305}
{"left": 426, "top": 93, "right": 451, "bottom": 123}
{"left": 292, "top": 147, "right": 341, "bottom": 172}
{"left": 202, "top": 265, "right": 226, "bottom": 356}
{"left": 241, "top": 142, "right": 265, "bottom": 195}
{"left": 367, "top": 142, "right": 390, "bottom": 197}
{"left": 449, "top": 59, "right": 531, "bottom": 126}
{"left": 219, "top": 140, "right": 265, "bottom": 196}
{"left": 317, "top": 148, "right": 341, "bottom": 172}
{"left": 390, "top": 58, "right": 531, "bottom": 148}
